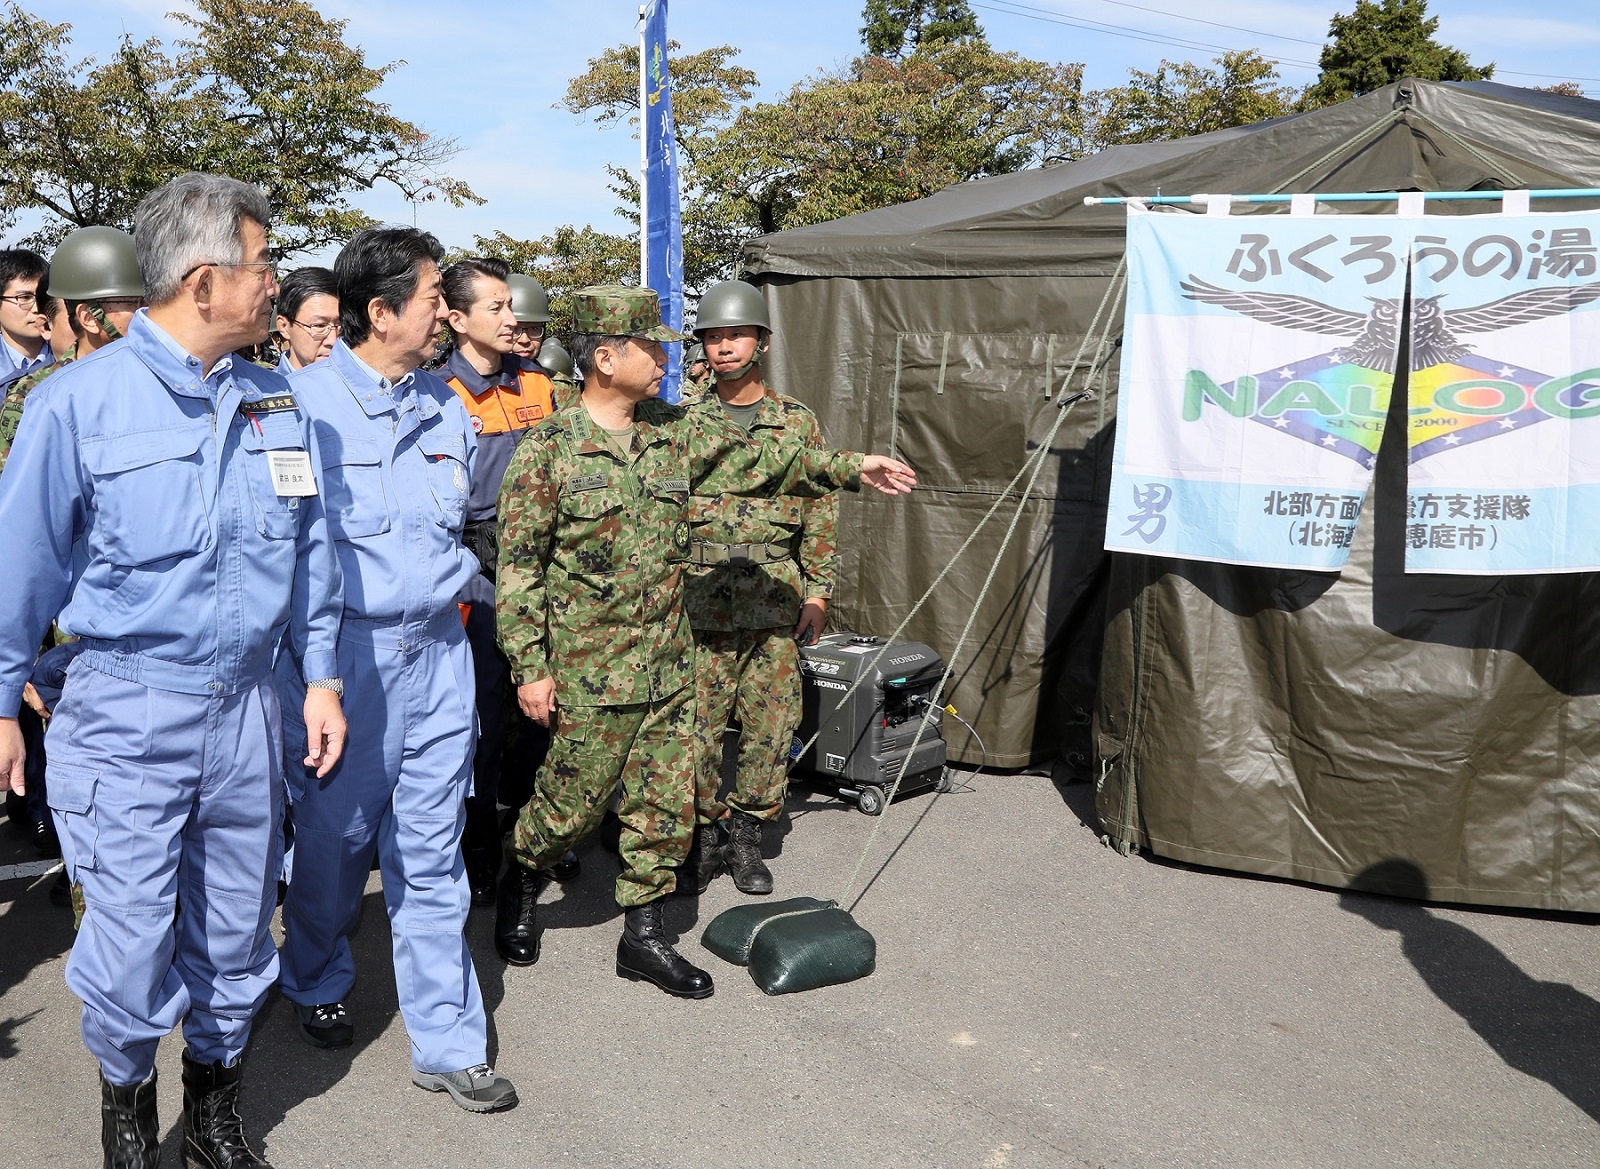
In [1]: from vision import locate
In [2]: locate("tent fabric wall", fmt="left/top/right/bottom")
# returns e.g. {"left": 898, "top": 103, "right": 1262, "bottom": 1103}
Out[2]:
{"left": 745, "top": 82, "right": 1600, "bottom": 901}
{"left": 757, "top": 272, "right": 1119, "bottom": 769}
{"left": 1096, "top": 383, "right": 1600, "bottom": 912}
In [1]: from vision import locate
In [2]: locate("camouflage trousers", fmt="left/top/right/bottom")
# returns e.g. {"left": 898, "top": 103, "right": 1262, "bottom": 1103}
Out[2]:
{"left": 691, "top": 626, "right": 801, "bottom": 826}
{"left": 511, "top": 687, "right": 695, "bottom": 907}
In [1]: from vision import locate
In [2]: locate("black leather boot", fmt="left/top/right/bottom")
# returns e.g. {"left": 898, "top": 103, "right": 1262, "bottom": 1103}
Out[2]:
{"left": 495, "top": 861, "right": 544, "bottom": 966}
{"left": 462, "top": 797, "right": 500, "bottom": 906}
{"left": 100, "top": 1070, "right": 159, "bottom": 1169}
{"left": 545, "top": 848, "right": 581, "bottom": 882}
{"left": 673, "top": 819, "right": 726, "bottom": 897}
{"left": 725, "top": 811, "right": 774, "bottom": 895}
{"left": 616, "top": 901, "right": 714, "bottom": 998}
{"left": 180, "top": 1051, "right": 272, "bottom": 1169}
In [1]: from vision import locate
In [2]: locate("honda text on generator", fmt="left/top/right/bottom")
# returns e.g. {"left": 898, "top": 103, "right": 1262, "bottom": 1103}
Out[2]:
{"left": 791, "top": 634, "right": 951, "bottom": 815}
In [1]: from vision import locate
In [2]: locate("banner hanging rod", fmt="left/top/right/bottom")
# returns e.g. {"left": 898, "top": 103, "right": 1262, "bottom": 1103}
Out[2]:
{"left": 1083, "top": 189, "right": 1600, "bottom": 206}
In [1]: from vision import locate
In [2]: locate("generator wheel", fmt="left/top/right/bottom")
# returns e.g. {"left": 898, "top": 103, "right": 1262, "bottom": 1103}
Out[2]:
{"left": 857, "top": 785, "right": 886, "bottom": 816}
{"left": 934, "top": 768, "right": 954, "bottom": 794}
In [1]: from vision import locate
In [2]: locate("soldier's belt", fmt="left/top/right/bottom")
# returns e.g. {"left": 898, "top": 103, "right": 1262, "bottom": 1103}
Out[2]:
{"left": 688, "top": 539, "right": 797, "bottom": 567}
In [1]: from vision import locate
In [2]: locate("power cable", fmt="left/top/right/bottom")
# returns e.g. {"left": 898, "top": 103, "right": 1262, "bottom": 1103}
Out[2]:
{"left": 973, "top": 0, "right": 1322, "bottom": 69}
{"left": 1076, "top": 0, "right": 1325, "bottom": 47}
{"left": 980, "top": 0, "right": 1600, "bottom": 87}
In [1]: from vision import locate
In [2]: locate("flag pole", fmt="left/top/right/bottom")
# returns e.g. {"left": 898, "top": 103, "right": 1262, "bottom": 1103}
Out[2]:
{"left": 638, "top": 4, "right": 649, "bottom": 285}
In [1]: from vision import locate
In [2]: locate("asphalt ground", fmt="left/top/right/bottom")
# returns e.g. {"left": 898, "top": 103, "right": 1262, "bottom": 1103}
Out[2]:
{"left": 1, "top": 766, "right": 1596, "bottom": 1169}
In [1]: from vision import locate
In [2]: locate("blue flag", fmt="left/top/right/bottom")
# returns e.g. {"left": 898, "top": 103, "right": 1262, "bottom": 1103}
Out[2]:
{"left": 642, "top": 0, "right": 684, "bottom": 402}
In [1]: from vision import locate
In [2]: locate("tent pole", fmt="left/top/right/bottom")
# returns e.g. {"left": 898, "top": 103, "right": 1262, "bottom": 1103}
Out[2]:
{"left": 1085, "top": 188, "right": 1600, "bottom": 206}
{"left": 639, "top": 4, "right": 648, "bottom": 284}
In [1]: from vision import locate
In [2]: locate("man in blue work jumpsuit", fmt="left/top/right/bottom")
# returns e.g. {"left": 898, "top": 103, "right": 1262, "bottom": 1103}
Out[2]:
{"left": 0, "top": 173, "right": 347, "bottom": 1169}
{"left": 276, "top": 228, "right": 518, "bottom": 1113}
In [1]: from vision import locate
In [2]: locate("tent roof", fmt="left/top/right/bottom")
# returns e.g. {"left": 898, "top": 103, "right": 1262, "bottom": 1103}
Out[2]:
{"left": 743, "top": 79, "right": 1600, "bottom": 279}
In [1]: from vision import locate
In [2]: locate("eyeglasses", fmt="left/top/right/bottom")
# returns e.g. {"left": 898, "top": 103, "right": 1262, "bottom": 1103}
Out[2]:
{"left": 181, "top": 260, "right": 280, "bottom": 284}
{"left": 290, "top": 319, "right": 341, "bottom": 340}
{"left": 0, "top": 292, "right": 39, "bottom": 309}
{"left": 511, "top": 323, "right": 546, "bottom": 338}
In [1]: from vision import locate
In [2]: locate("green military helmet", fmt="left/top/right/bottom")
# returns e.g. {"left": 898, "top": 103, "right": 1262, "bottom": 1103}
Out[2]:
{"left": 46, "top": 226, "right": 145, "bottom": 301}
{"left": 507, "top": 274, "right": 551, "bottom": 324}
{"left": 693, "top": 280, "right": 770, "bottom": 381}
{"left": 538, "top": 337, "right": 574, "bottom": 377}
{"left": 692, "top": 280, "right": 770, "bottom": 338}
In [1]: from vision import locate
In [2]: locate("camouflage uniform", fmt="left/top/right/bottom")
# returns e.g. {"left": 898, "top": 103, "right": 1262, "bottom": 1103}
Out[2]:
{"left": 548, "top": 368, "right": 581, "bottom": 415}
{"left": 0, "top": 342, "right": 76, "bottom": 473}
{"left": 495, "top": 290, "right": 863, "bottom": 908}
{"left": 1, "top": 304, "right": 126, "bottom": 473}
{"left": 682, "top": 385, "right": 839, "bottom": 825}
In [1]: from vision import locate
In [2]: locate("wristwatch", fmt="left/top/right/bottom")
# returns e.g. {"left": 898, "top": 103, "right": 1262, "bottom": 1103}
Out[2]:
{"left": 306, "top": 677, "right": 344, "bottom": 697}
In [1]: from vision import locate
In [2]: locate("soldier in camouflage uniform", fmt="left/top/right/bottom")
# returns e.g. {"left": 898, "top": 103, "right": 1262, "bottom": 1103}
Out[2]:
{"left": 678, "top": 280, "right": 838, "bottom": 897}
{"left": 0, "top": 228, "right": 144, "bottom": 473}
{"left": 0, "top": 228, "right": 144, "bottom": 891}
{"left": 494, "top": 284, "right": 914, "bottom": 998}
{"left": 537, "top": 336, "right": 580, "bottom": 413}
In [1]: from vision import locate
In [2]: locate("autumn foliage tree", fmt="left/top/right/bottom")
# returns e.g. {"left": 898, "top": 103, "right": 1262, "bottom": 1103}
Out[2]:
{"left": 1085, "top": 51, "right": 1299, "bottom": 150}
{"left": 0, "top": 0, "right": 477, "bottom": 253}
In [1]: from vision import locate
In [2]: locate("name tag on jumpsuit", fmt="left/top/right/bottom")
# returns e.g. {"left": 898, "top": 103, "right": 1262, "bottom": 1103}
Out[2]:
{"left": 267, "top": 451, "right": 318, "bottom": 496}
{"left": 243, "top": 395, "right": 318, "bottom": 497}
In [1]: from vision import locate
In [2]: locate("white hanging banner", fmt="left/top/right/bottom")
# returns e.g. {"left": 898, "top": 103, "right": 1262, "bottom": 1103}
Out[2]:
{"left": 1403, "top": 209, "right": 1600, "bottom": 573}
{"left": 1106, "top": 205, "right": 1600, "bottom": 574}
{"left": 1105, "top": 207, "right": 1411, "bottom": 569}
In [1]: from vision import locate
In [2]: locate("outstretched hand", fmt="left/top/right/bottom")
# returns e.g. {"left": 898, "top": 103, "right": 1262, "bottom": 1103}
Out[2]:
{"left": 859, "top": 455, "right": 917, "bottom": 495}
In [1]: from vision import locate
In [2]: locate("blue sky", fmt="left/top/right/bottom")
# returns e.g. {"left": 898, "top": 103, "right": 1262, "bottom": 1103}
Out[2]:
{"left": 27, "top": 0, "right": 1600, "bottom": 261}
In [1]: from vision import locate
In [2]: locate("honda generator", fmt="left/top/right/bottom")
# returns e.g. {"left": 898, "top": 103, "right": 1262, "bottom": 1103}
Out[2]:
{"left": 791, "top": 633, "right": 950, "bottom": 815}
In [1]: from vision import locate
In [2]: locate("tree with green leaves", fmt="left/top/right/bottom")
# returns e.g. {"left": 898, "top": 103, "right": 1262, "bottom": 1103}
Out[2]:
{"left": 0, "top": 0, "right": 477, "bottom": 253}
{"left": 861, "top": 0, "right": 985, "bottom": 58}
{"left": 700, "top": 41, "right": 1081, "bottom": 238}
{"left": 1086, "top": 51, "right": 1299, "bottom": 150}
{"left": 466, "top": 226, "right": 639, "bottom": 337}
{"left": 522, "top": 36, "right": 1293, "bottom": 301}
{"left": 1303, "top": 0, "right": 1492, "bottom": 109}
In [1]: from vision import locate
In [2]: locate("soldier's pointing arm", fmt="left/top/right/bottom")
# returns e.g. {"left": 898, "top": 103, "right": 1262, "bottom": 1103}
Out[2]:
{"left": 689, "top": 411, "right": 915, "bottom": 496}
{"left": 796, "top": 410, "right": 840, "bottom": 598}
{"left": 677, "top": 403, "right": 865, "bottom": 499}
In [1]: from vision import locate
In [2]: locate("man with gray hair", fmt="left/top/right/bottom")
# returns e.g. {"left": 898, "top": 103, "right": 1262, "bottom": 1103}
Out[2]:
{"left": 0, "top": 172, "right": 346, "bottom": 1169}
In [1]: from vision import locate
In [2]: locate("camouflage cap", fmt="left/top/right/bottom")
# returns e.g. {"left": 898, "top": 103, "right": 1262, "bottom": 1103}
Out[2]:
{"left": 569, "top": 284, "right": 691, "bottom": 342}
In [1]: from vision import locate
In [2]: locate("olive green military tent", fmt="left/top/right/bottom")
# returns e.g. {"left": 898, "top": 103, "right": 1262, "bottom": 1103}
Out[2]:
{"left": 743, "top": 79, "right": 1600, "bottom": 909}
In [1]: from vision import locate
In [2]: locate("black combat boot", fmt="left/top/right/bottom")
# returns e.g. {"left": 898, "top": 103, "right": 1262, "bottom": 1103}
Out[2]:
{"left": 495, "top": 861, "right": 544, "bottom": 966}
{"left": 673, "top": 819, "right": 727, "bottom": 896}
{"left": 615, "top": 901, "right": 714, "bottom": 999}
{"left": 100, "top": 1069, "right": 159, "bottom": 1169}
{"left": 180, "top": 1051, "right": 273, "bottom": 1169}
{"left": 462, "top": 797, "right": 500, "bottom": 906}
{"left": 545, "top": 848, "right": 581, "bottom": 882}
{"left": 724, "top": 810, "right": 774, "bottom": 895}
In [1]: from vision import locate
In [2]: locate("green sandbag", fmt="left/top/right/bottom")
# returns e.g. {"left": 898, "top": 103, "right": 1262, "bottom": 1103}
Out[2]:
{"left": 701, "top": 897, "right": 876, "bottom": 996}
{"left": 701, "top": 897, "right": 833, "bottom": 965}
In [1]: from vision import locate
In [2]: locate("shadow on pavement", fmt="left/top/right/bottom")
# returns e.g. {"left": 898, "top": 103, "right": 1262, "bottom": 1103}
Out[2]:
{"left": 245, "top": 887, "right": 401, "bottom": 1151}
{"left": 1341, "top": 859, "right": 1600, "bottom": 1123}
{"left": 0, "top": 866, "right": 76, "bottom": 1060}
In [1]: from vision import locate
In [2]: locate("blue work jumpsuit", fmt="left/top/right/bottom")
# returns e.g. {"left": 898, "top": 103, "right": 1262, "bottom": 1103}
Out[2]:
{"left": 0, "top": 310, "right": 343, "bottom": 1085}
{"left": 277, "top": 341, "right": 489, "bottom": 1074}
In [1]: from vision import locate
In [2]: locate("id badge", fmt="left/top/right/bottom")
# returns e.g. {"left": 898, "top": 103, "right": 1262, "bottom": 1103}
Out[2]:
{"left": 266, "top": 450, "right": 318, "bottom": 497}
